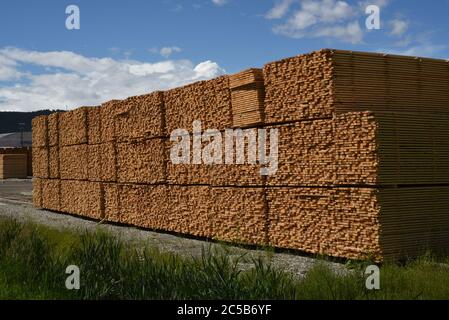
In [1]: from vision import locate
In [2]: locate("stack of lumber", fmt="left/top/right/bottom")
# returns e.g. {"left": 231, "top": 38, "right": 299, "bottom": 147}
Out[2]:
{"left": 0, "top": 147, "right": 32, "bottom": 176}
{"left": 266, "top": 119, "right": 335, "bottom": 186}
{"left": 263, "top": 49, "right": 449, "bottom": 123}
{"left": 115, "top": 92, "right": 165, "bottom": 142}
{"left": 263, "top": 49, "right": 335, "bottom": 123}
{"left": 335, "top": 112, "right": 449, "bottom": 185}
{"left": 210, "top": 187, "right": 267, "bottom": 245}
{"left": 0, "top": 154, "right": 27, "bottom": 179}
{"left": 166, "top": 132, "right": 224, "bottom": 185}
{"left": 117, "top": 139, "right": 166, "bottom": 184}
{"left": 164, "top": 76, "right": 232, "bottom": 133}
{"left": 376, "top": 186, "right": 449, "bottom": 260}
{"left": 32, "top": 48, "right": 449, "bottom": 261}
{"left": 32, "top": 115, "right": 49, "bottom": 178}
{"left": 119, "top": 184, "right": 168, "bottom": 230}
{"left": 60, "top": 180, "right": 103, "bottom": 219}
{"left": 229, "top": 69, "right": 265, "bottom": 128}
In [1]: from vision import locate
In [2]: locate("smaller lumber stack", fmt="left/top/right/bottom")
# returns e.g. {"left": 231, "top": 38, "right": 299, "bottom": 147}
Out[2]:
{"left": 229, "top": 69, "right": 265, "bottom": 128}
{"left": 0, "top": 148, "right": 32, "bottom": 176}
{"left": 0, "top": 154, "right": 27, "bottom": 179}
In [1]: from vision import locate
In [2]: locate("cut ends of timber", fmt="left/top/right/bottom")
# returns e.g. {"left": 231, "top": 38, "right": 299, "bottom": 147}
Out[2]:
{"left": 30, "top": 48, "right": 449, "bottom": 262}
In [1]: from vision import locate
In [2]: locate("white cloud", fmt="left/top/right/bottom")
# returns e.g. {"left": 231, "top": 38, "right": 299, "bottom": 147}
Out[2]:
{"left": 149, "top": 46, "right": 182, "bottom": 58}
{"left": 211, "top": 0, "right": 227, "bottom": 6}
{"left": 0, "top": 54, "right": 22, "bottom": 81}
{"left": 379, "top": 44, "right": 447, "bottom": 58}
{"left": 389, "top": 19, "right": 408, "bottom": 37}
{"left": 314, "top": 21, "right": 364, "bottom": 44}
{"left": 160, "top": 46, "right": 182, "bottom": 58}
{"left": 266, "top": 0, "right": 294, "bottom": 20}
{"left": 272, "top": 0, "right": 362, "bottom": 43}
{"left": 0, "top": 48, "right": 225, "bottom": 111}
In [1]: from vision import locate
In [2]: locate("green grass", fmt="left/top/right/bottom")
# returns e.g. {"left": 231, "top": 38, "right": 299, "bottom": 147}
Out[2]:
{"left": 0, "top": 217, "right": 449, "bottom": 300}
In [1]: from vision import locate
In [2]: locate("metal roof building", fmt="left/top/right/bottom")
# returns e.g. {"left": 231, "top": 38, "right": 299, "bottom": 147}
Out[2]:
{"left": 0, "top": 132, "right": 32, "bottom": 148}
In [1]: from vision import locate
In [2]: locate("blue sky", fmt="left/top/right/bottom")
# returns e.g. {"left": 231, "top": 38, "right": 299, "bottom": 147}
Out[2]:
{"left": 0, "top": 0, "right": 448, "bottom": 111}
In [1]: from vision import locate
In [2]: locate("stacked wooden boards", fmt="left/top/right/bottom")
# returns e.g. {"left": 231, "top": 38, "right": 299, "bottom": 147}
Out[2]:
{"left": 0, "top": 147, "right": 32, "bottom": 176}
{"left": 0, "top": 154, "right": 27, "bottom": 179}
{"left": 263, "top": 49, "right": 449, "bottom": 123}
{"left": 32, "top": 76, "right": 269, "bottom": 248}
{"left": 33, "top": 48, "right": 449, "bottom": 261}
{"left": 229, "top": 69, "right": 265, "bottom": 128}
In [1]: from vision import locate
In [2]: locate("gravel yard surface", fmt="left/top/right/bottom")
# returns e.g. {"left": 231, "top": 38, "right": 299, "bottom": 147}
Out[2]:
{"left": 0, "top": 179, "right": 346, "bottom": 278}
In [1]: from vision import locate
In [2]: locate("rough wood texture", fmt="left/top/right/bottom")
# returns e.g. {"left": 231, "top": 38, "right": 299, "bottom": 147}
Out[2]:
{"left": 263, "top": 49, "right": 449, "bottom": 123}
{"left": 48, "top": 112, "right": 59, "bottom": 147}
{"left": 33, "top": 178, "right": 43, "bottom": 208}
{"left": 42, "top": 179, "right": 61, "bottom": 212}
{"left": 87, "top": 143, "right": 117, "bottom": 182}
{"left": 117, "top": 139, "right": 166, "bottom": 184}
{"left": 115, "top": 92, "right": 165, "bottom": 142}
{"left": 60, "top": 144, "right": 88, "bottom": 180}
{"left": 210, "top": 187, "right": 267, "bottom": 245}
{"left": 119, "top": 184, "right": 168, "bottom": 230}
{"left": 60, "top": 180, "right": 103, "bottom": 219}
{"left": 48, "top": 146, "right": 60, "bottom": 179}
{"left": 87, "top": 107, "right": 101, "bottom": 145}
{"left": 164, "top": 76, "right": 232, "bottom": 133}
{"left": 59, "top": 107, "right": 88, "bottom": 146}
{"left": 32, "top": 115, "right": 48, "bottom": 148}
{"left": 100, "top": 100, "right": 123, "bottom": 143}
{"left": 32, "top": 147, "right": 49, "bottom": 178}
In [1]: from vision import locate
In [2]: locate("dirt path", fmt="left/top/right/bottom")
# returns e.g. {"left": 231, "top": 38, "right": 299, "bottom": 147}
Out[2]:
{"left": 0, "top": 179, "right": 346, "bottom": 278}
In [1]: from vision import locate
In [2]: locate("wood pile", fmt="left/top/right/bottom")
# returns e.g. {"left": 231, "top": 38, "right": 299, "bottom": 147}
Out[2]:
{"left": 115, "top": 92, "right": 165, "bottom": 142}
{"left": 87, "top": 107, "right": 101, "bottom": 145}
{"left": 263, "top": 49, "right": 449, "bottom": 123}
{"left": 59, "top": 108, "right": 88, "bottom": 146}
{"left": 119, "top": 184, "right": 168, "bottom": 230}
{"left": 210, "top": 187, "right": 267, "bottom": 245}
{"left": 87, "top": 143, "right": 117, "bottom": 182}
{"left": 100, "top": 100, "right": 123, "bottom": 143}
{"left": 266, "top": 119, "right": 335, "bottom": 186}
{"left": 0, "top": 148, "right": 32, "bottom": 176}
{"left": 263, "top": 49, "right": 335, "bottom": 123}
{"left": 60, "top": 144, "right": 88, "bottom": 180}
{"left": 32, "top": 147, "right": 49, "bottom": 178}
{"left": 60, "top": 180, "right": 103, "bottom": 219}
{"left": 32, "top": 115, "right": 48, "bottom": 147}
{"left": 49, "top": 146, "right": 60, "bottom": 179}
{"left": 31, "top": 48, "right": 449, "bottom": 261}
{"left": 0, "top": 154, "right": 27, "bottom": 179}
{"left": 117, "top": 139, "right": 166, "bottom": 184}
{"left": 33, "top": 177, "right": 43, "bottom": 208}
{"left": 376, "top": 186, "right": 449, "bottom": 260}
{"left": 42, "top": 179, "right": 61, "bottom": 212}
{"left": 229, "top": 69, "right": 265, "bottom": 128}
{"left": 164, "top": 76, "right": 232, "bottom": 133}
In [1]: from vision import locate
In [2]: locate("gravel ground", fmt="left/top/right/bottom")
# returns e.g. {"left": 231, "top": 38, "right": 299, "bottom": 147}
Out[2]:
{"left": 0, "top": 179, "right": 346, "bottom": 278}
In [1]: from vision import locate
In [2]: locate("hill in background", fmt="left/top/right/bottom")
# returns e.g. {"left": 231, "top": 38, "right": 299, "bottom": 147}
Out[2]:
{"left": 0, "top": 110, "right": 63, "bottom": 134}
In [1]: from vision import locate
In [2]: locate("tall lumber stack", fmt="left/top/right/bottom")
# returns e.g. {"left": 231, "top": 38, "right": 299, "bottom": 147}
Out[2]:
{"left": 33, "top": 48, "right": 449, "bottom": 261}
